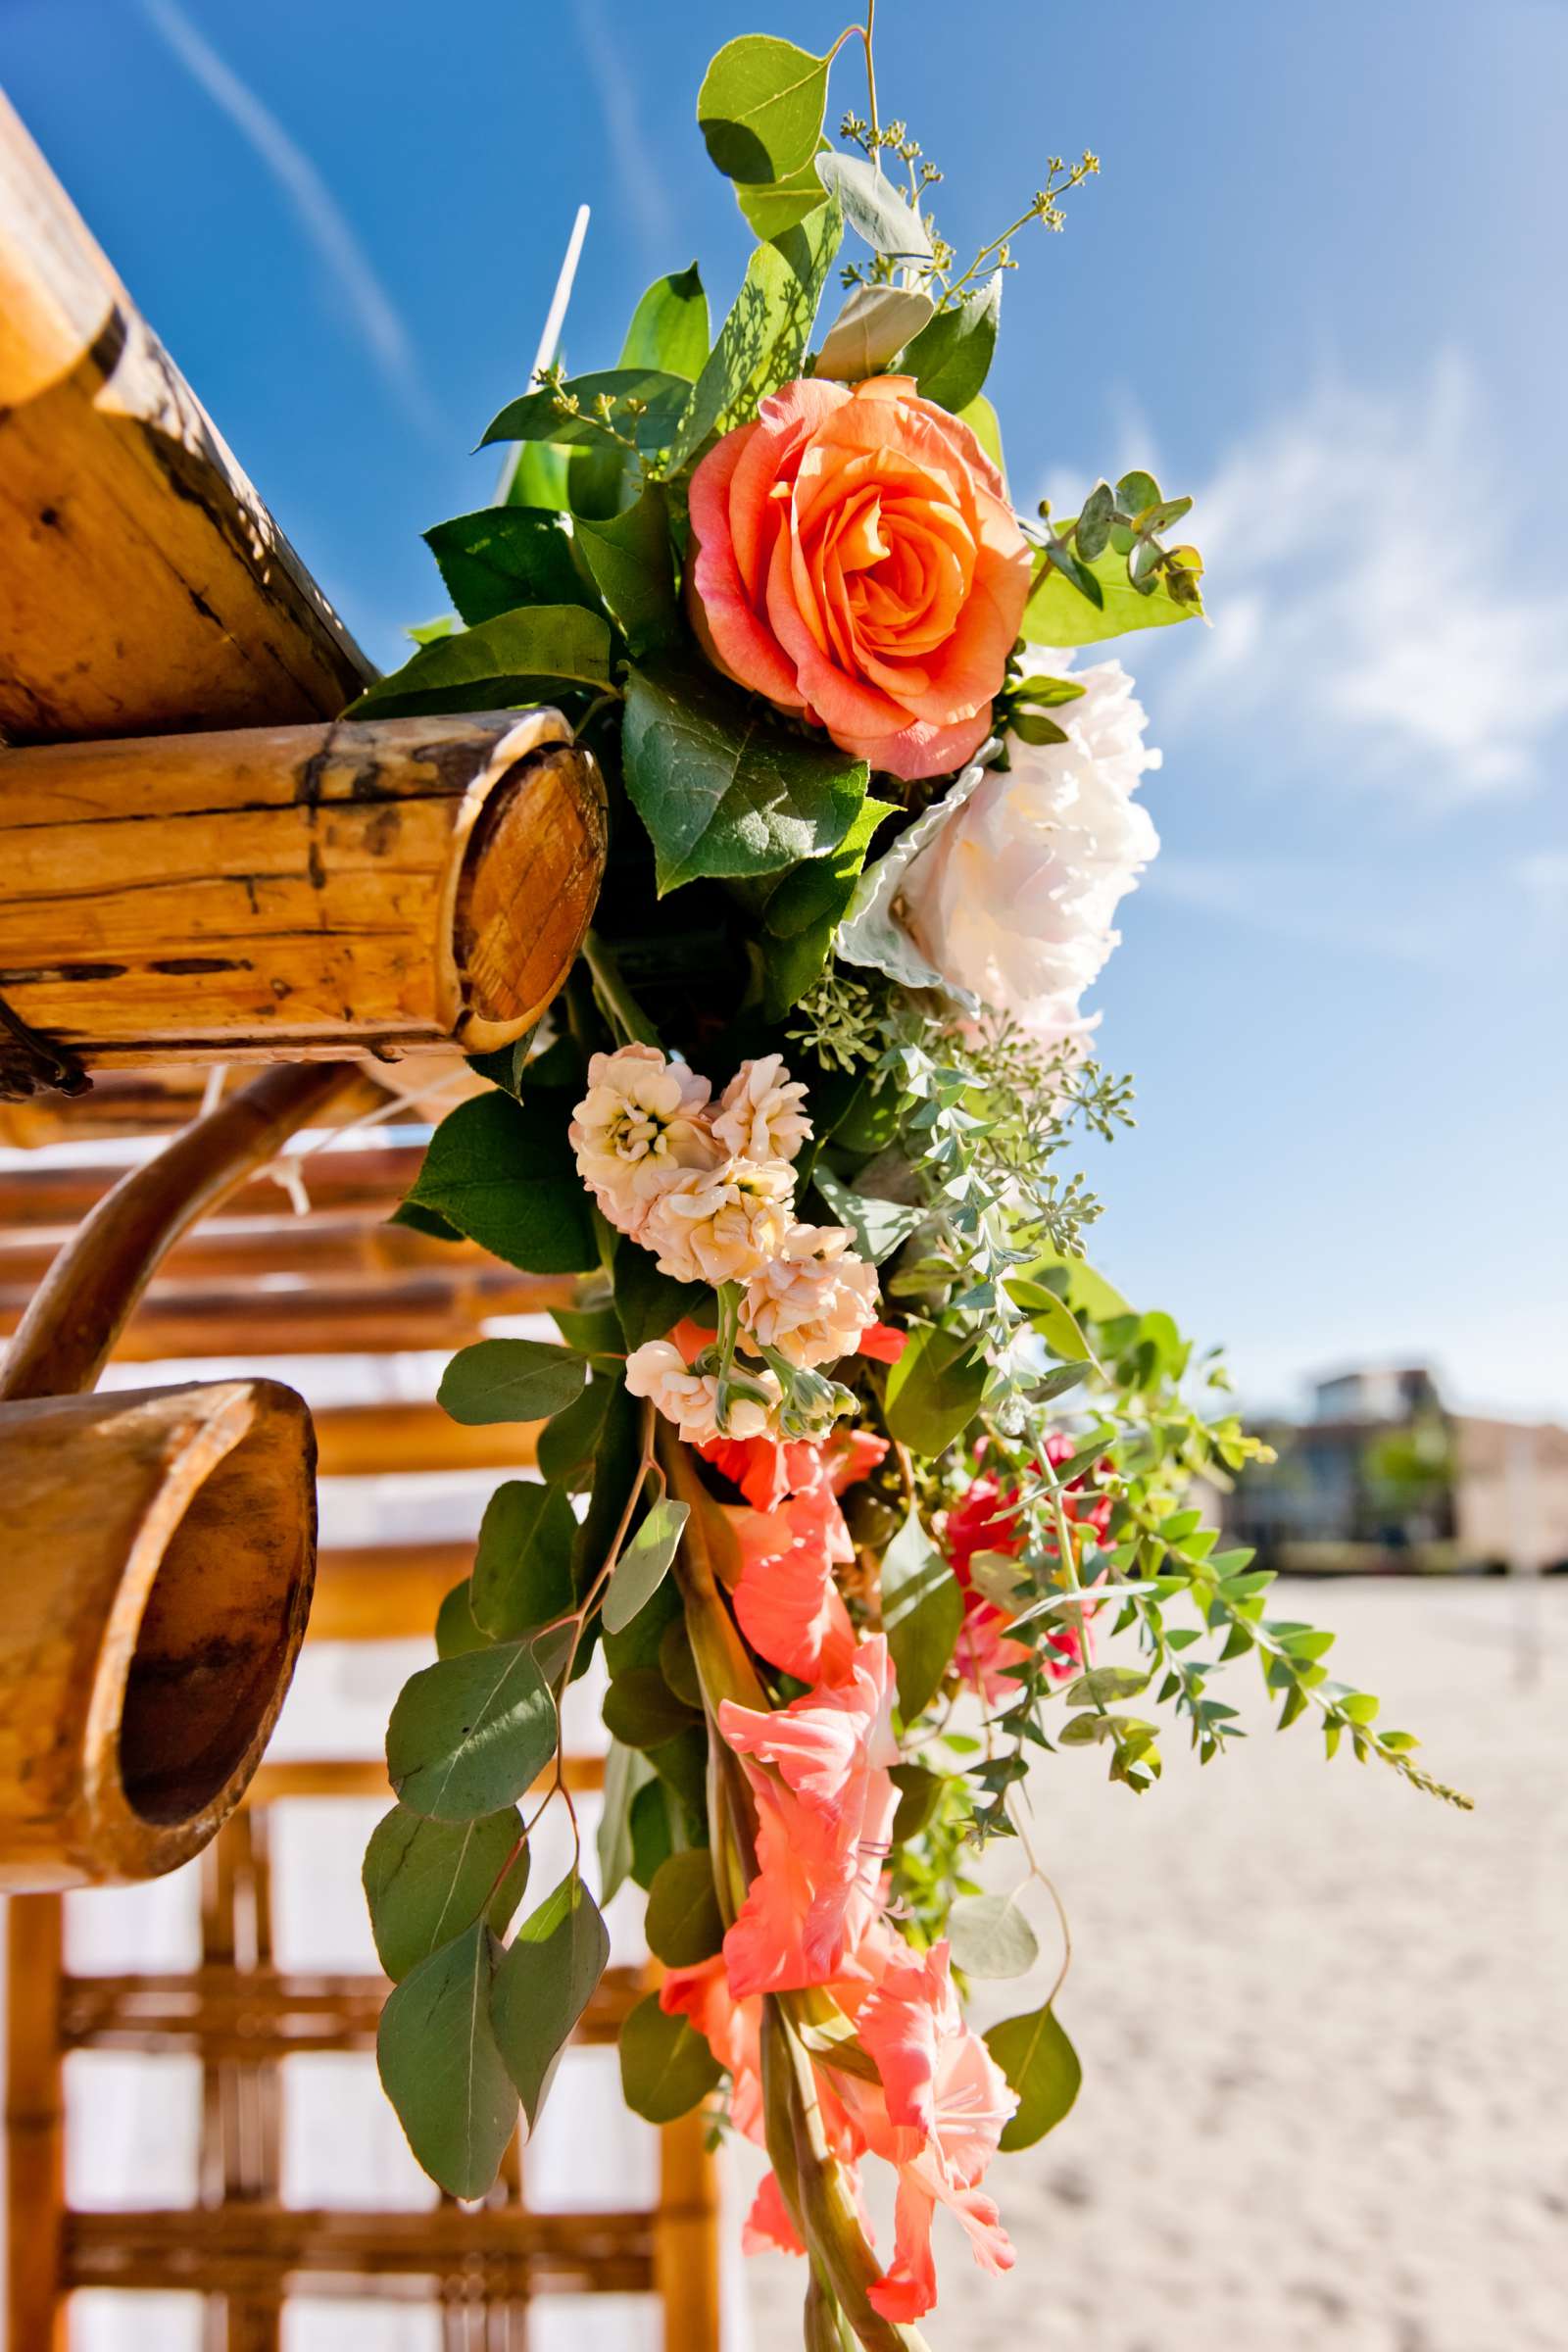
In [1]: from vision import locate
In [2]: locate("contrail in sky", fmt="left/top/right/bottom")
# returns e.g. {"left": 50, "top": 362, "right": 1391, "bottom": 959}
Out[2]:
{"left": 138, "top": 0, "right": 442, "bottom": 439}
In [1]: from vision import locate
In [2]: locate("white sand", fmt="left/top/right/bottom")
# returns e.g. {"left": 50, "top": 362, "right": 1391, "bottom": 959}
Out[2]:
{"left": 741, "top": 1578, "right": 1568, "bottom": 2352}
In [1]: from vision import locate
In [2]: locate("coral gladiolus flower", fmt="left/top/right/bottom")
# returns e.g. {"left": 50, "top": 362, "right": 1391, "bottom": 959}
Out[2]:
{"left": 728, "top": 1473, "right": 858, "bottom": 1686}
{"left": 719, "top": 1638, "right": 899, "bottom": 1995}
{"left": 687, "top": 376, "right": 1031, "bottom": 782}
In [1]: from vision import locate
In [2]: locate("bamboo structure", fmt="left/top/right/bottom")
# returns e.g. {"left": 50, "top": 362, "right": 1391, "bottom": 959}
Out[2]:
{"left": 0, "top": 1380, "right": 315, "bottom": 1887}
{"left": 0, "top": 708, "right": 608, "bottom": 1068}
{"left": 0, "top": 89, "right": 368, "bottom": 741}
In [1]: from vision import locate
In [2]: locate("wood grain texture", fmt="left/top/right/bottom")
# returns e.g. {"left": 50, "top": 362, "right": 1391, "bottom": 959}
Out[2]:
{"left": 0, "top": 709, "right": 608, "bottom": 1063}
{"left": 0, "top": 90, "right": 370, "bottom": 742}
{"left": 0, "top": 1379, "right": 315, "bottom": 1887}
{"left": 312, "top": 1398, "right": 543, "bottom": 1477}
{"left": 0, "top": 1138, "right": 424, "bottom": 1232}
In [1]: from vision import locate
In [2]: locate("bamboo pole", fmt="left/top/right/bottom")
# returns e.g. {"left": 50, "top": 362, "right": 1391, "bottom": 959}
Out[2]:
{"left": 0, "top": 1211, "right": 504, "bottom": 1293}
{"left": 313, "top": 1399, "right": 542, "bottom": 1478}
{"left": 0, "top": 1140, "right": 423, "bottom": 1233}
{"left": 0, "top": 89, "right": 370, "bottom": 742}
{"left": 0, "top": 709, "right": 607, "bottom": 1066}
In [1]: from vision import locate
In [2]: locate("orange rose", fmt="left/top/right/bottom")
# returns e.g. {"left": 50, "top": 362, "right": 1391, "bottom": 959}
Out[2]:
{"left": 686, "top": 375, "right": 1031, "bottom": 782}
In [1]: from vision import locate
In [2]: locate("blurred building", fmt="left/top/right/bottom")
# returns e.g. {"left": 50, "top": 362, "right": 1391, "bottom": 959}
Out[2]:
{"left": 1222, "top": 1365, "right": 1568, "bottom": 1573}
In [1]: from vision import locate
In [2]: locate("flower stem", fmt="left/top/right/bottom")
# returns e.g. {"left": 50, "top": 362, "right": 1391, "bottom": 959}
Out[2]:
{"left": 580, "top": 930, "right": 661, "bottom": 1048}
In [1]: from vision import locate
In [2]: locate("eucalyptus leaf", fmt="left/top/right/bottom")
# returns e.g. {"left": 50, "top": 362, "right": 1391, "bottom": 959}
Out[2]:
{"left": 597, "top": 1738, "right": 658, "bottom": 1905}
{"left": 491, "top": 1872, "right": 610, "bottom": 2129}
{"left": 1065, "top": 1665, "right": 1152, "bottom": 1706}
{"left": 698, "top": 34, "right": 833, "bottom": 184}
{"left": 947, "top": 1893, "right": 1040, "bottom": 1980}
{"left": 619, "top": 1992, "right": 723, "bottom": 2124}
{"left": 1004, "top": 1279, "right": 1094, "bottom": 1363}
{"left": 622, "top": 655, "right": 867, "bottom": 894}
{"left": 814, "top": 150, "right": 934, "bottom": 262}
{"left": 880, "top": 1506, "right": 964, "bottom": 1720}
{"left": 737, "top": 140, "right": 833, "bottom": 240}
{"left": 903, "top": 273, "right": 1002, "bottom": 413}
{"left": 439, "top": 1340, "right": 588, "bottom": 1428}
{"left": 602, "top": 1667, "right": 700, "bottom": 1752}
{"left": 387, "top": 1642, "right": 558, "bottom": 1820}
{"left": 376, "top": 1923, "right": 516, "bottom": 2198}
{"left": 644, "top": 1848, "right": 725, "bottom": 1968}
{"left": 364, "top": 1804, "right": 528, "bottom": 1982}
{"left": 985, "top": 2003, "right": 1082, "bottom": 2150}
{"left": 811, "top": 1164, "right": 927, "bottom": 1263}
{"left": 470, "top": 1479, "right": 578, "bottom": 1640}
{"left": 603, "top": 1498, "right": 689, "bottom": 1636}
{"left": 1024, "top": 527, "right": 1203, "bottom": 646}
{"left": 434, "top": 1578, "right": 487, "bottom": 1659}
{"left": 535, "top": 1377, "right": 617, "bottom": 1489}
{"left": 345, "top": 605, "right": 611, "bottom": 720}
{"left": 814, "top": 284, "right": 936, "bottom": 380}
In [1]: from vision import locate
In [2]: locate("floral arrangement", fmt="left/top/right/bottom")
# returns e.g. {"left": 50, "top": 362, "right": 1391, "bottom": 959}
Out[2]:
{"left": 355, "top": 20, "right": 1467, "bottom": 2343}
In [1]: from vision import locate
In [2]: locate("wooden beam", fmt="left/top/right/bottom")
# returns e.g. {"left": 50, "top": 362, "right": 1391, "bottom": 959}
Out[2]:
{"left": 0, "top": 1212, "right": 499, "bottom": 1292}
{"left": 311, "top": 1541, "right": 475, "bottom": 1641}
{"left": 0, "top": 89, "right": 370, "bottom": 742}
{"left": 240, "top": 1754, "right": 603, "bottom": 1804}
{"left": 0, "top": 1140, "right": 425, "bottom": 1234}
{"left": 0, "top": 710, "right": 607, "bottom": 1066}
{"left": 313, "top": 1399, "right": 542, "bottom": 1478}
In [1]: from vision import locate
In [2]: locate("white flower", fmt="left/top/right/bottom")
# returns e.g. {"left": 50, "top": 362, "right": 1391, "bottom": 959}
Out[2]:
{"left": 741, "top": 1224, "right": 880, "bottom": 1368}
{"left": 894, "top": 653, "right": 1160, "bottom": 1051}
{"left": 712, "top": 1054, "right": 812, "bottom": 1163}
{"left": 624, "top": 1340, "right": 781, "bottom": 1445}
{"left": 568, "top": 1044, "right": 716, "bottom": 1235}
{"left": 641, "top": 1157, "right": 796, "bottom": 1287}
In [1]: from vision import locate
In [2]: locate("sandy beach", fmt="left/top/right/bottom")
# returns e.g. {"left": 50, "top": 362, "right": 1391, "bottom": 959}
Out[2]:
{"left": 741, "top": 1576, "right": 1568, "bottom": 2352}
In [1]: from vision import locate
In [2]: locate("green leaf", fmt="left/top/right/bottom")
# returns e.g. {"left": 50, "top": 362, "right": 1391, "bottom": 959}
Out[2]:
{"left": 480, "top": 368, "right": 691, "bottom": 454}
{"left": 603, "top": 1498, "right": 689, "bottom": 1636}
{"left": 364, "top": 1804, "right": 528, "bottom": 1982}
{"left": 903, "top": 274, "right": 1002, "bottom": 413}
{"left": 751, "top": 794, "right": 898, "bottom": 1015}
{"left": 810, "top": 1164, "right": 926, "bottom": 1264}
{"left": 1002, "top": 1278, "right": 1094, "bottom": 1362}
{"left": 439, "top": 1340, "right": 588, "bottom": 1428}
{"left": 470, "top": 1480, "right": 578, "bottom": 1640}
{"left": 574, "top": 480, "right": 679, "bottom": 655}
{"left": 423, "top": 508, "right": 594, "bottom": 627}
{"left": 1065, "top": 1665, "right": 1151, "bottom": 1707}
{"left": 1072, "top": 482, "right": 1115, "bottom": 563}
{"left": 737, "top": 140, "right": 833, "bottom": 240}
{"left": 613, "top": 1243, "right": 710, "bottom": 1351}
{"left": 536, "top": 1377, "right": 617, "bottom": 1489}
{"left": 602, "top": 1666, "right": 700, "bottom": 1752}
{"left": 402, "top": 1094, "right": 597, "bottom": 1275}
{"left": 387, "top": 1643, "right": 558, "bottom": 1820}
{"left": 814, "top": 150, "right": 933, "bottom": 262}
{"left": 889, "top": 1760, "right": 942, "bottom": 1842}
{"left": 376, "top": 1922, "right": 516, "bottom": 2197}
{"left": 619, "top": 264, "right": 710, "bottom": 379}
{"left": 814, "top": 284, "right": 935, "bottom": 381}
{"left": 597, "top": 1738, "right": 658, "bottom": 1905}
{"left": 644, "top": 1848, "right": 724, "bottom": 1968}
{"left": 1024, "top": 530, "right": 1202, "bottom": 647}
{"left": 667, "top": 201, "right": 843, "bottom": 466}
{"left": 491, "top": 1871, "right": 610, "bottom": 2130}
{"left": 957, "top": 392, "right": 1004, "bottom": 477}
{"left": 622, "top": 654, "right": 867, "bottom": 894}
{"left": 948, "top": 1893, "right": 1040, "bottom": 1980}
{"left": 344, "top": 605, "right": 612, "bottom": 720}
{"left": 434, "top": 1578, "right": 487, "bottom": 1659}
{"left": 880, "top": 1506, "right": 963, "bottom": 1720}
{"left": 884, "top": 1324, "right": 989, "bottom": 1453}
{"left": 1015, "top": 1242, "right": 1133, "bottom": 1326}
{"left": 506, "top": 437, "right": 573, "bottom": 513}
{"left": 985, "top": 2004, "right": 1082, "bottom": 2151}
{"left": 571, "top": 1380, "right": 642, "bottom": 1602}
{"left": 698, "top": 34, "right": 833, "bottom": 184}
{"left": 630, "top": 1775, "right": 679, "bottom": 1888}
{"left": 619, "top": 1991, "right": 723, "bottom": 2124}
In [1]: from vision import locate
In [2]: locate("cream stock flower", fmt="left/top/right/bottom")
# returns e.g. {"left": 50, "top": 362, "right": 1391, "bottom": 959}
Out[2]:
{"left": 741, "top": 1224, "right": 880, "bottom": 1368}
{"left": 895, "top": 654, "right": 1160, "bottom": 1052}
{"left": 624, "top": 1340, "right": 780, "bottom": 1446}
{"left": 711, "top": 1054, "right": 813, "bottom": 1164}
{"left": 642, "top": 1157, "right": 795, "bottom": 1287}
{"left": 568, "top": 1044, "right": 716, "bottom": 1235}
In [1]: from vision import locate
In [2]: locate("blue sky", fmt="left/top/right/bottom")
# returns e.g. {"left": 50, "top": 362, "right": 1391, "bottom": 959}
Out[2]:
{"left": 4, "top": 0, "right": 1564, "bottom": 1417}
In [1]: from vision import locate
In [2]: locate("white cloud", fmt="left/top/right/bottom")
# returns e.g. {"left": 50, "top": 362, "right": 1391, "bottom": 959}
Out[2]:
{"left": 139, "top": 0, "right": 441, "bottom": 439}
{"left": 1155, "top": 356, "right": 1568, "bottom": 796}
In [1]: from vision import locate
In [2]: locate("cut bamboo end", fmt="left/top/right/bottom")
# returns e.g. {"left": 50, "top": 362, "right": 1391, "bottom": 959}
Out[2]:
{"left": 0, "top": 1380, "right": 317, "bottom": 1887}
{"left": 0, "top": 708, "right": 608, "bottom": 1066}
